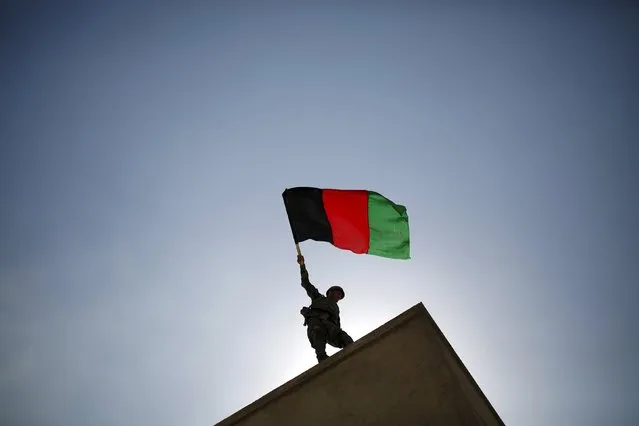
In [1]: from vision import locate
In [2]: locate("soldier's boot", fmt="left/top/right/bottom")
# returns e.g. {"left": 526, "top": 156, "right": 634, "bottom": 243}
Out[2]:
{"left": 337, "top": 330, "right": 354, "bottom": 348}
{"left": 316, "top": 351, "right": 329, "bottom": 362}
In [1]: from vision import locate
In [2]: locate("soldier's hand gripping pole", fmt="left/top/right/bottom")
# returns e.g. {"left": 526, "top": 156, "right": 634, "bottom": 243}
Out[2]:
{"left": 296, "top": 242, "right": 307, "bottom": 267}
{"left": 296, "top": 245, "right": 308, "bottom": 280}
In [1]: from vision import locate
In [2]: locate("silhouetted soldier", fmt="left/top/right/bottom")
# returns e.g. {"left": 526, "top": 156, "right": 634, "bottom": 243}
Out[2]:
{"left": 298, "top": 254, "right": 354, "bottom": 363}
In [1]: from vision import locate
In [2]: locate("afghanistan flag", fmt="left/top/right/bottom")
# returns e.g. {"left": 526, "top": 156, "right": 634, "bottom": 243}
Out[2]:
{"left": 282, "top": 187, "right": 410, "bottom": 259}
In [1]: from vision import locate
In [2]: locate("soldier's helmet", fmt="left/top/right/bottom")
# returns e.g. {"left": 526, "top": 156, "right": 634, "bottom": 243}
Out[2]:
{"left": 326, "top": 285, "right": 345, "bottom": 299}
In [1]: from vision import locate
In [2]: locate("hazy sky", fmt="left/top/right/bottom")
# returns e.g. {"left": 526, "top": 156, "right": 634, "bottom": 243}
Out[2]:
{"left": 1, "top": 2, "right": 638, "bottom": 425}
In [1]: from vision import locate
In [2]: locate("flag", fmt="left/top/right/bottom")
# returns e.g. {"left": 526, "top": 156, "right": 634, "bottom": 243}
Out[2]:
{"left": 282, "top": 187, "right": 410, "bottom": 259}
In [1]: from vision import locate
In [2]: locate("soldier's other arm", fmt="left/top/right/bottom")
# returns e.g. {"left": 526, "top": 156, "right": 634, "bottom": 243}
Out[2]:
{"left": 298, "top": 255, "right": 321, "bottom": 299}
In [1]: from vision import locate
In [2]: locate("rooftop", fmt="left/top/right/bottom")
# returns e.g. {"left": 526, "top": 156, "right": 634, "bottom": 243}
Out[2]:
{"left": 215, "top": 302, "right": 504, "bottom": 426}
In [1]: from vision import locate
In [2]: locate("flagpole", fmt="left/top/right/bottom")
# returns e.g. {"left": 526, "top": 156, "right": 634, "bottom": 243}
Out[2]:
{"left": 295, "top": 243, "right": 302, "bottom": 257}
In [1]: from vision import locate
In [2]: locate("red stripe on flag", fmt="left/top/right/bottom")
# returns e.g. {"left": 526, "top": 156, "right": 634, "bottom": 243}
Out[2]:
{"left": 322, "top": 189, "right": 370, "bottom": 254}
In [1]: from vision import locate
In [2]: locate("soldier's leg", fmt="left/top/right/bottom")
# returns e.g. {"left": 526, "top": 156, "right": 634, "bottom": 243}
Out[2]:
{"left": 326, "top": 324, "right": 354, "bottom": 349}
{"left": 306, "top": 320, "right": 328, "bottom": 362}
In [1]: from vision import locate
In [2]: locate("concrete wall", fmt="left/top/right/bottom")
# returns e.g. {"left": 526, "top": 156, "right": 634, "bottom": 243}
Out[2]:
{"left": 215, "top": 302, "right": 504, "bottom": 426}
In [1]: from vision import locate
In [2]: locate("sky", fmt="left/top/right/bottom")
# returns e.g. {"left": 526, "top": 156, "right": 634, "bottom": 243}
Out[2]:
{"left": 1, "top": 1, "right": 638, "bottom": 425}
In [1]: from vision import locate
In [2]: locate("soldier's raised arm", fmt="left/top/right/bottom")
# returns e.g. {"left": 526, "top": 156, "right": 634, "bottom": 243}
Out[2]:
{"left": 297, "top": 255, "right": 320, "bottom": 300}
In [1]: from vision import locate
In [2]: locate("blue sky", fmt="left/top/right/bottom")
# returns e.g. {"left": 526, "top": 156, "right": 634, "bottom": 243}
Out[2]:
{"left": 1, "top": 2, "right": 638, "bottom": 425}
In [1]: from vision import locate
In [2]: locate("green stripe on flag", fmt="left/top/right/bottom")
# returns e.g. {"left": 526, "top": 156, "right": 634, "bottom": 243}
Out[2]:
{"left": 367, "top": 191, "right": 410, "bottom": 259}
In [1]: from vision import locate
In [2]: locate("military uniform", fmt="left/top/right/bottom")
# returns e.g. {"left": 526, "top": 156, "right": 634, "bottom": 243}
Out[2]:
{"left": 299, "top": 263, "right": 354, "bottom": 362}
